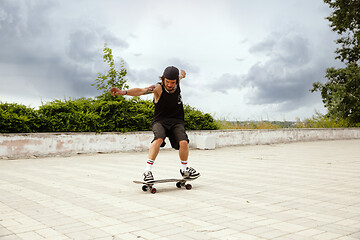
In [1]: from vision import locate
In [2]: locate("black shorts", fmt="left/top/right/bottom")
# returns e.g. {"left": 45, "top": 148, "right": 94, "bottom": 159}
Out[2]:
{"left": 152, "top": 121, "right": 189, "bottom": 150}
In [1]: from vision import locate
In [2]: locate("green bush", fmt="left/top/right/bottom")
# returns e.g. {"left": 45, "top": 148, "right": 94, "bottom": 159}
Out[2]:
{"left": 184, "top": 105, "right": 218, "bottom": 130}
{"left": 37, "top": 97, "right": 154, "bottom": 132}
{"left": 38, "top": 98, "right": 101, "bottom": 132}
{"left": 1, "top": 98, "right": 218, "bottom": 133}
{"left": 0, "top": 102, "right": 39, "bottom": 133}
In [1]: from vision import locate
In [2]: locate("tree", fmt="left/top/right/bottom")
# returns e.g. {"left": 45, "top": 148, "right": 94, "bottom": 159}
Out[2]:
{"left": 324, "top": 0, "right": 360, "bottom": 64}
{"left": 312, "top": 0, "right": 360, "bottom": 124}
{"left": 312, "top": 63, "right": 360, "bottom": 123}
{"left": 92, "top": 43, "right": 129, "bottom": 99}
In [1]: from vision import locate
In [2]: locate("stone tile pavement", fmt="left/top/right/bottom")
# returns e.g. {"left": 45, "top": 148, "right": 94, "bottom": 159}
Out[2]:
{"left": 0, "top": 139, "right": 359, "bottom": 240}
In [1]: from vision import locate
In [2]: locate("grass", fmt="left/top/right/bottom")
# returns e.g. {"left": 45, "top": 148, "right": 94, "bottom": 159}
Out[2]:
{"left": 216, "top": 115, "right": 359, "bottom": 130}
{"left": 216, "top": 120, "right": 291, "bottom": 130}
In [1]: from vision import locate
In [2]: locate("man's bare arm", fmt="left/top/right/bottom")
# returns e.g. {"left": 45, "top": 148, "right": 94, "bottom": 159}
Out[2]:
{"left": 143, "top": 85, "right": 156, "bottom": 95}
{"left": 110, "top": 84, "right": 159, "bottom": 97}
{"left": 127, "top": 88, "right": 150, "bottom": 96}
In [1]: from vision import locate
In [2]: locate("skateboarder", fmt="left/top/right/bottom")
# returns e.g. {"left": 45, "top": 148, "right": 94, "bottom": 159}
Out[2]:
{"left": 110, "top": 66, "right": 200, "bottom": 182}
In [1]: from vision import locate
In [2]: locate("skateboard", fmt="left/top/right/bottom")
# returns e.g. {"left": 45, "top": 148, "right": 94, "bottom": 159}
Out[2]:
{"left": 133, "top": 178, "right": 196, "bottom": 194}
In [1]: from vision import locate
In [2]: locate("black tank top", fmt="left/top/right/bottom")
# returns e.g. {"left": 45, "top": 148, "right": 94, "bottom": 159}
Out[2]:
{"left": 152, "top": 83, "right": 185, "bottom": 125}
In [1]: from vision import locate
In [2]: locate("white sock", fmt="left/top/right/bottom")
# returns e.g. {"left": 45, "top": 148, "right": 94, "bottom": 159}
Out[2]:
{"left": 180, "top": 160, "right": 188, "bottom": 171}
{"left": 146, "top": 159, "right": 154, "bottom": 171}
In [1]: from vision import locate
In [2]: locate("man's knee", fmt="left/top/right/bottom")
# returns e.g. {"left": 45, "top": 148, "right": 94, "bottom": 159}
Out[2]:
{"left": 179, "top": 140, "right": 188, "bottom": 149}
{"left": 153, "top": 138, "right": 164, "bottom": 146}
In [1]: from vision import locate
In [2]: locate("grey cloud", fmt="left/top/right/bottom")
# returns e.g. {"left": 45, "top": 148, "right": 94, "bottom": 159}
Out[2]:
{"left": 209, "top": 73, "right": 244, "bottom": 93}
{"left": 244, "top": 62, "right": 322, "bottom": 111}
{"left": 1, "top": 59, "right": 98, "bottom": 100}
{"left": 244, "top": 33, "right": 314, "bottom": 108}
{"left": 68, "top": 30, "right": 101, "bottom": 62}
{"left": 210, "top": 32, "right": 326, "bottom": 111}
{"left": 0, "top": 0, "right": 52, "bottom": 39}
{"left": 127, "top": 67, "right": 159, "bottom": 85}
{"left": 0, "top": 0, "right": 128, "bottom": 101}
{"left": 0, "top": 0, "right": 54, "bottom": 64}
{"left": 67, "top": 28, "right": 128, "bottom": 63}
{"left": 102, "top": 32, "right": 129, "bottom": 48}
{"left": 249, "top": 39, "right": 276, "bottom": 55}
{"left": 249, "top": 33, "right": 310, "bottom": 66}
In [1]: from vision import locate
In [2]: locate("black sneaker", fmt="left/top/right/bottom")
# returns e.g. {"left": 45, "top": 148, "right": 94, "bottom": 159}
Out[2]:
{"left": 180, "top": 167, "right": 200, "bottom": 179}
{"left": 143, "top": 171, "right": 154, "bottom": 182}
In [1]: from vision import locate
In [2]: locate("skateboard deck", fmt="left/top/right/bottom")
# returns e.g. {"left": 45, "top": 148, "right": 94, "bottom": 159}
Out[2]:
{"left": 133, "top": 177, "right": 196, "bottom": 194}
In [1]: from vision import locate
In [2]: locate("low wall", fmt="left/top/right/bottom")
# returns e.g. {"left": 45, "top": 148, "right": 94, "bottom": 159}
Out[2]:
{"left": 1, "top": 128, "right": 359, "bottom": 159}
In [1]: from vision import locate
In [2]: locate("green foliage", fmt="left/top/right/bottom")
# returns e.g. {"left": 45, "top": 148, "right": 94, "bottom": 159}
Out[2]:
{"left": 0, "top": 102, "right": 39, "bottom": 133}
{"left": 184, "top": 105, "right": 218, "bottom": 130}
{"left": 324, "top": 0, "right": 360, "bottom": 64}
{"left": 92, "top": 43, "right": 129, "bottom": 99}
{"left": 312, "top": 63, "right": 360, "bottom": 123}
{"left": 1, "top": 99, "right": 217, "bottom": 133}
{"left": 37, "top": 98, "right": 154, "bottom": 133}
{"left": 312, "top": 1, "right": 360, "bottom": 125}
{"left": 38, "top": 98, "right": 101, "bottom": 132}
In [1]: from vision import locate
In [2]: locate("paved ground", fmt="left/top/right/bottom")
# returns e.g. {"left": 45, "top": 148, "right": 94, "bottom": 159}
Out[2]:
{"left": 0, "top": 139, "right": 359, "bottom": 240}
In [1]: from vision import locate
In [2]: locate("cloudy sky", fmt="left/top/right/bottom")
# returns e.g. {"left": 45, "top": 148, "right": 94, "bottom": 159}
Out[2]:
{"left": 1, "top": 0, "right": 342, "bottom": 121}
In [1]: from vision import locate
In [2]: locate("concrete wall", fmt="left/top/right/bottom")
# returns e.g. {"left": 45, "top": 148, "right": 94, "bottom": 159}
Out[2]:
{"left": 1, "top": 128, "right": 359, "bottom": 159}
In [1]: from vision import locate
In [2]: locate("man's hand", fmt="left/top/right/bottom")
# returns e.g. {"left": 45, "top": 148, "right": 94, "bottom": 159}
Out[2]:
{"left": 110, "top": 87, "right": 126, "bottom": 97}
{"left": 179, "top": 70, "right": 186, "bottom": 80}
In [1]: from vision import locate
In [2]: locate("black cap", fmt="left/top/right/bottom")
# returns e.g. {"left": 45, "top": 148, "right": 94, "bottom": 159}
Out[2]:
{"left": 163, "top": 66, "right": 179, "bottom": 80}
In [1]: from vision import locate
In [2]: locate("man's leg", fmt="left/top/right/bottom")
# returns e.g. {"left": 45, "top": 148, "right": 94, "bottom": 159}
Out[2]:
{"left": 179, "top": 140, "right": 189, "bottom": 170}
{"left": 143, "top": 138, "right": 163, "bottom": 181}
{"left": 172, "top": 124, "right": 199, "bottom": 178}
{"left": 148, "top": 138, "right": 164, "bottom": 165}
{"left": 179, "top": 140, "right": 200, "bottom": 178}
{"left": 144, "top": 123, "right": 166, "bottom": 181}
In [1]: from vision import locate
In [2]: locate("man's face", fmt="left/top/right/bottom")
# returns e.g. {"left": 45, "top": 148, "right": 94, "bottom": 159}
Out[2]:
{"left": 164, "top": 78, "right": 177, "bottom": 92}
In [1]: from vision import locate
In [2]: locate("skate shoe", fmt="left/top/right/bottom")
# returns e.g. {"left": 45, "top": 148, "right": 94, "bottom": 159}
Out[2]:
{"left": 143, "top": 171, "right": 154, "bottom": 182}
{"left": 180, "top": 167, "right": 200, "bottom": 179}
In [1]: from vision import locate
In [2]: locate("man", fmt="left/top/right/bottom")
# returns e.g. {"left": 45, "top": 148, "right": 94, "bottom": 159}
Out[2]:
{"left": 110, "top": 66, "right": 200, "bottom": 182}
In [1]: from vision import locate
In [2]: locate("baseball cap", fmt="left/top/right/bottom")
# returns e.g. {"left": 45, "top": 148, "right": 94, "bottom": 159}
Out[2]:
{"left": 163, "top": 66, "right": 179, "bottom": 80}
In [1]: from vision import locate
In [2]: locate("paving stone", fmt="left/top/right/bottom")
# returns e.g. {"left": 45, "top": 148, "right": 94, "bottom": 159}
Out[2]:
{"left": 0, "top": 140, "right": 359, "bottom": 239}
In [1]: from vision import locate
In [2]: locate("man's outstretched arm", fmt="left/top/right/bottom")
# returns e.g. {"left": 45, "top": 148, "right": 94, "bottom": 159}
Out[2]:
{"left": 110, "top": 85, "right": 157, "bottom": 97}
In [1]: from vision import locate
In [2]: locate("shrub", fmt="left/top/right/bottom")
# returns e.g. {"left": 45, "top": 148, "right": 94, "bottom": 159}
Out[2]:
{"left": 0, "top": 102, "right": 39, "bottom": 133}
{"left": 184, "top": 105, "right": 218, "bottom": 130}
{"left": 37, "top": 98, "right": 102, "bottom": 132}
{"left": 1, "top": 98, "right": 218, "bottom": 133}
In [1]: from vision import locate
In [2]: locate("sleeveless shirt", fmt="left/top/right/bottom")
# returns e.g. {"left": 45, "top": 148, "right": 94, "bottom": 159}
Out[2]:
{"left": 151, "top": 83, "right": 185, "bottom": 125}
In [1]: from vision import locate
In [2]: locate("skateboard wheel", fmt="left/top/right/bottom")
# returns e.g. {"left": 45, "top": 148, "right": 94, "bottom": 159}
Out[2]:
{"left": 142, "top": 185, "right": 148, "bottom": 192}
{"left": 176, "top": 182, "right": 182, "bottom": 188}
{"left": 185, "top": 184, "right": 192, "bottom": 190}
{"left": 151, "top": 188, "right": 157, "bottom": 194}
